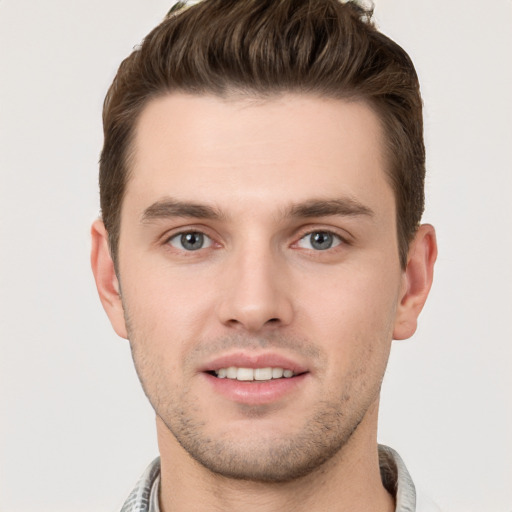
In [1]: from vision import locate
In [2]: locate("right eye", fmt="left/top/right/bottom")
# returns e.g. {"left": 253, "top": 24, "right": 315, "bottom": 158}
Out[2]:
{"left": 167, "top": 231, "right": 213, "bottom": 251}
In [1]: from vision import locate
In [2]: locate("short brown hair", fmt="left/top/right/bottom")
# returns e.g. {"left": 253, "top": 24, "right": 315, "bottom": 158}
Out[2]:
{"left": 100, "top": 0, "right": 425, "bottom": 270}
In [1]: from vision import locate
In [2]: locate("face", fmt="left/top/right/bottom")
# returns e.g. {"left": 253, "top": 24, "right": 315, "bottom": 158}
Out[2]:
{"left": 93, "top": 93, "right": 432, "bottom": 482}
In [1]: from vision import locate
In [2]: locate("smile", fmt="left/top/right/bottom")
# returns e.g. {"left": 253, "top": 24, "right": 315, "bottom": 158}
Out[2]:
{"left": 214, "top": 367, "right": 295, "bottom": 381}
{"left": 202, "top": 356, "right": 309, "bottom": 404}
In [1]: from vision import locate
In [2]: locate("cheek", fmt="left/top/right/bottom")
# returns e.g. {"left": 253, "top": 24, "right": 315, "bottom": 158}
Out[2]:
{"left": 298, "top": 260, "right": 400, "bottom": 325}
{"left": 121, "top": 256, "right": 211, "bottom": 324}
{"left": 120, "top": 263, "right": 217, "bottom": 372}
{"left": 296, "top": 266, "right": 399, "bottom": 374}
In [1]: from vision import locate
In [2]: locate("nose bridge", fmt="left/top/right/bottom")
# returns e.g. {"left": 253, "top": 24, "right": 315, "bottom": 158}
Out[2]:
{"left": 217, "top": 234, "right": 293, "bottom": 331}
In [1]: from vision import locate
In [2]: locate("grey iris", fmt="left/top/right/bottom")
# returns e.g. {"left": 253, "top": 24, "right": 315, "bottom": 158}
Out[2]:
{"left": 181, "top": 232, "right": 204, "bottom": 250}
{"left": 310, "top": 232, "right": 334, "bottom": 250}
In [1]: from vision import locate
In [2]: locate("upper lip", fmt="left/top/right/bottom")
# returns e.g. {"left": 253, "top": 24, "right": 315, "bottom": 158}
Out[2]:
{"left": 199, "top": 352, "right": 309, "bottom": 374}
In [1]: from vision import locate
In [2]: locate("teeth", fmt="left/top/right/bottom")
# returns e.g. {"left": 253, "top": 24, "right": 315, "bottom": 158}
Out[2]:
{"left": 214, "top": 367, "right": 296, "bottom": 381}
{"left": 237, "top": 368, "right": 254, "bottom": 381}
{"left": 254, "top": 368, "right": 272, "bottom": 380}
{"left": 226, "top": 366, "right": 238, "bottom": 379}
{"left": 272, "top": 367, "right": 284, "bottom": 378}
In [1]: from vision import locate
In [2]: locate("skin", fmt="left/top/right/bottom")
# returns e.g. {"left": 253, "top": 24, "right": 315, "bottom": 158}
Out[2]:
{"left": 91, "top": 93, "right": 437, "bottom": 512}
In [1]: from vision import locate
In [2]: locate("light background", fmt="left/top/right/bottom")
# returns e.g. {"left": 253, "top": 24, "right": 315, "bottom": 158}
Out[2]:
{"left": 0, "top": 1, "right": 511, "bottom": 511}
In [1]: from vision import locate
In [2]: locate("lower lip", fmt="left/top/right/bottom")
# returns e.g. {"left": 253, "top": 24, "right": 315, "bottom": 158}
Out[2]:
{"left": 203, "top": 373, "right": 308, "bottom": 405}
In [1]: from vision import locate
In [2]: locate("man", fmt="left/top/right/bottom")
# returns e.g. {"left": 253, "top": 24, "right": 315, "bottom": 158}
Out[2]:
{"left": 90, "top": 0, "right": 438, "bottom": 510}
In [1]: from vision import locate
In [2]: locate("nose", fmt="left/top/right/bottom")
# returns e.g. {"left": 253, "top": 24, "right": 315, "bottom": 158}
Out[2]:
{"left": 216, "top": 243, "right": 294, "bottom": 333}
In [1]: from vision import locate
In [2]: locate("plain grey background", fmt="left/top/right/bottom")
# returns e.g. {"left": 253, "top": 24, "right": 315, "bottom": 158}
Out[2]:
{"left": 1, "top": 1, "right": 511, "bottom": 511}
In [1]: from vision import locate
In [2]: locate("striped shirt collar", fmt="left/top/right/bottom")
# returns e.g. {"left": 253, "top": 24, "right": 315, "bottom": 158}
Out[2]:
{"left": 120, "top": 444, "right": 416, "bottom": 512}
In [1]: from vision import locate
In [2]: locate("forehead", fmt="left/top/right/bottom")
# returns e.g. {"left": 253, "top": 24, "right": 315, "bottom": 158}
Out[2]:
{"left": 125, "top": 93, "right": 393, "bottom": 218}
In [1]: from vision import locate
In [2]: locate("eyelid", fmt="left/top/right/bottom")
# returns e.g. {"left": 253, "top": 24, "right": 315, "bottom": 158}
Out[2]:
{"left": 160, "top": 225, "right": 221, "bottom": 250}
{"left": 296, "top": 230, "right": 342, "bottom": 250}
{"left": 167, "top": 231, "right": 213, "bottom": 250}
{"left": 292, "top": 225, "right": 352, "bottom": 247}
{"left": 157, "top": 224, "right": 351, "bottom": 252}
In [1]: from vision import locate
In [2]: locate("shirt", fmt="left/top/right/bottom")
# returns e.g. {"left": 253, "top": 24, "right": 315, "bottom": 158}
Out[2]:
{"left": 120, "top": 444, "right": 441, "bottom": 512}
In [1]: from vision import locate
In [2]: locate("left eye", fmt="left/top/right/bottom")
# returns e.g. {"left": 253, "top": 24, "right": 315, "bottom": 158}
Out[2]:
{"left": 167, "top": 232, "right": 213, "bottom": 251}
{"left": 296, "top": 231, "right": 342, "bottom": 251}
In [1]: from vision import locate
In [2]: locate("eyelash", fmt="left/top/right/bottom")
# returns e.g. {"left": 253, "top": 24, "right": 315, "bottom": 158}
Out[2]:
{"left": 164, "top": 229, "right": 216, "bottom": 252}
{"left": 294, "top": 230, "right": 347, "bottom": 251}
{"left": 162, "top": 227, "right": 350, "bottom": 254}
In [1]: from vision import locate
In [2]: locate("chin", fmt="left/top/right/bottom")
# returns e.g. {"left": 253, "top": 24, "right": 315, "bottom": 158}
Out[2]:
{"left": 160, "top": 398, "right": 367, "bottom": 483}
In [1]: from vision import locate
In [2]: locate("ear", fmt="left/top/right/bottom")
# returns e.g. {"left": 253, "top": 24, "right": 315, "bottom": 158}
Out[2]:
{"left": 90, "top": 219, "right": 128, "bottom": 339}
{"left": 393, "top": 224, "right": 437, "bottom": 340}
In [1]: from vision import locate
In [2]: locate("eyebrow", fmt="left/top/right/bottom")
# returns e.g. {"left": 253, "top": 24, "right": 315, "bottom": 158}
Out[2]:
{"left": 141, "top": 199, "right": 225, "bottom": 223}
{"left": 140, "top": 196, "right": 374, "bottom": 224}
{"left": 284, "top": 198, "right": 374, "bottom": 219}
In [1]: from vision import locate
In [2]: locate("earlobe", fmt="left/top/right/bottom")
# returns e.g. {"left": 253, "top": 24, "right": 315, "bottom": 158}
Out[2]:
{"left": 393, "top": 224, "right": 437, "bottom": 340}
{"left": 90, "top": 219, "right": 128, "bottom": 339}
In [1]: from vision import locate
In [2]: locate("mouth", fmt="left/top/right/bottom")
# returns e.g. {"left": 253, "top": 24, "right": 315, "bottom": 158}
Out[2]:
{"left": 201, "top": 354, "right": 309, "bottom": 405}
{"left": 208, "top": 366, "right": 300, "bottom": 381}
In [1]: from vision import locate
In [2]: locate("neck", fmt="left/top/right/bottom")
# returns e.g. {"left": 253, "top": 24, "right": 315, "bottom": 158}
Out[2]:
{"left": 156, "top": 402, "right": 395, "bottom": 512}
